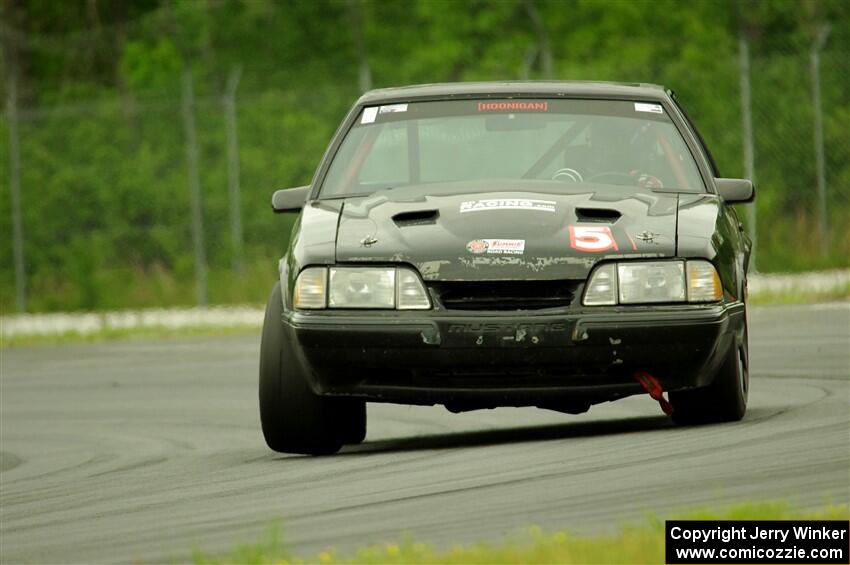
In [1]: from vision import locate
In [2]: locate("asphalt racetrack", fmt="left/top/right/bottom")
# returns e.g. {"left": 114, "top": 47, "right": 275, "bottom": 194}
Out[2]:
{"left": 1, "top": 303, "right": 848, "bottom": 563}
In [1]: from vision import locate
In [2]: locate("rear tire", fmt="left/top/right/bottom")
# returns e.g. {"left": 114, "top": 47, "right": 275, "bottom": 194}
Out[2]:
{"left": 670, "top": 313, "right": 748, "bottom": 425}
{"left": 259, "top": 282, "right": 366, "bottom": 454}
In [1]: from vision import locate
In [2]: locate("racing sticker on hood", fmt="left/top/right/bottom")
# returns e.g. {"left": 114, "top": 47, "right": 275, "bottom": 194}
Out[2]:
{"left": 569, "top": 226, "right": 619, "bottom": 252}
{"left": 460, "top": 199, "right": 556, "bottom": 213}
{"left": 466, "top": 239, "right": 525, "bottom": 255}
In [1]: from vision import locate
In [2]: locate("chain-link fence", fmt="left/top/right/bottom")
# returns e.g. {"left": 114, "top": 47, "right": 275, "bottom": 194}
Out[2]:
{"left": 1, "top": 71, "right": 362, "bottom": 312}
{"left": 1, "top": 39, "right": 848, "bottom": 313}
{"left": 744, "top": 32, "right": 850, "bottom": 273}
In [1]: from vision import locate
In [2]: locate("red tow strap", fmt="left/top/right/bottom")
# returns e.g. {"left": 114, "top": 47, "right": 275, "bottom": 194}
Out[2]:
{"left": 633, "top": 370, "right": 674, "bottom": 416}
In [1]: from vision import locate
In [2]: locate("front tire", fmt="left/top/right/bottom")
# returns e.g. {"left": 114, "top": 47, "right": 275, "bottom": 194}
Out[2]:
{"left": 670, "top": 313, "right": 749, "bottom": 425}
{"left": 339, "top": 402, "right": 367, "bottom": 445}
{"left": 259, "top": 282, "right": 366, "bottom": 454}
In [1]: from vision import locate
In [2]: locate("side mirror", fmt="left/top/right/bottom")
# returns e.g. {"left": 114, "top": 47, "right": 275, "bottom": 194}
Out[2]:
{"left": 272, "top": 186, "right": 310, "bottom": 212}
{"left": 715, "top": 178, "right": 755, "bottom": 203}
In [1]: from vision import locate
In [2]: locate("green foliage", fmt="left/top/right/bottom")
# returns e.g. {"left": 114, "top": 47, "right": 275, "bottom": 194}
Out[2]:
{"left": 0, "top": 0, "right": 848, "bottom": 312}
{"left": 121, "top": 38, "right": 182, "bottom": 92}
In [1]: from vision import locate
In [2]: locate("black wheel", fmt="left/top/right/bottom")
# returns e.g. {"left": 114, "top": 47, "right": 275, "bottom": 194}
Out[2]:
{"left": 340, "top": 402, "right": 367, "bottom": 445}
{"left": 259, "top": 282, "right": 366, "bottom": 454}
{"left": 670, "top": 312, "right": 749, "bottom": 425}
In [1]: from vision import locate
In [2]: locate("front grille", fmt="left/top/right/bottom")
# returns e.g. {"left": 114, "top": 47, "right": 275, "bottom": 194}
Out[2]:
{"left": 429, "top": 280, "right": 581, "bottom": 310}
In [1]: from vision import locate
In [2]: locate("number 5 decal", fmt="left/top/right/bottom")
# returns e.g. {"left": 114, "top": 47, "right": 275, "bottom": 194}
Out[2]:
{"left": 570, "top": 225, "right": 619, "bottom": 252}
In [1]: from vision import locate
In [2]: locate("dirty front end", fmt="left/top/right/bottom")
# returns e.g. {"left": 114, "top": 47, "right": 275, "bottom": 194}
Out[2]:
{"left": 281, "top": 296, "right": 743, "bottom": 412}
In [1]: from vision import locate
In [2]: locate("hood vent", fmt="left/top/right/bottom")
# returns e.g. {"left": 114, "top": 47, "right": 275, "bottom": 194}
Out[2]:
{"left": 392, "top": 209, "right": 439, "bottom": 226}
{"left": 575, "top": 207, "right": 621, "bottom": 223}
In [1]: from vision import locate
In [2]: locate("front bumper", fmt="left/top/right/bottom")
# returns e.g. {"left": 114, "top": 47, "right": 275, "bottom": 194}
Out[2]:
{"left": 281, "top": 302, "right": 745, "bottom": 407}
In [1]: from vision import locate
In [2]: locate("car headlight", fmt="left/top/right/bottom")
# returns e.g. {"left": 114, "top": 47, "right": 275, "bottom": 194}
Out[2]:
{"left": 583, "top": 260, "right": 722, "bottom": 305}
{"left": 329, "top": 267, "right": 396, "bottom": 308}
{"left": 618, "top": 261, "right": 685, "bottom": 304}
{"left": 294, "top": 266, "right": 431, "bottom": 310}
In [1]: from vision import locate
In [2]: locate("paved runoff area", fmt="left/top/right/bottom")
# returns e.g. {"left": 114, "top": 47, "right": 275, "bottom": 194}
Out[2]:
{"left": 1, "top": 302, "right": 848, "bottom": 563}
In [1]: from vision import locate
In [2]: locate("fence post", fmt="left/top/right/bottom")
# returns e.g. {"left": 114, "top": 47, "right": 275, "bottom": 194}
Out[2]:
{"left": 738, "top": 33, "right": 757, "bottom": 272}
{"left": 524, "top": 0, "right": 553, "bottom": 79}
{"left": 810, "top": 24, "right": 831, "bottom": 260}
{"left": 5, "top": 64, "right": 27, "bottom": 312}
{"left": 180, "top": 67, "right": 207, "bottom": 306}
{"left": 348, "top": 0, "right": 372, "bottom": 93}
{"left": 224, "top": 66, "right": 244, "bottom": 274}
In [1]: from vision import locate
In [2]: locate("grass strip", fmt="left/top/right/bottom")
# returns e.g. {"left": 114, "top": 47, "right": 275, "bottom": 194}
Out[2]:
{"left": 748, "top": 282, "right": 850, "bottom": 305}
{"left": 193, "top": 501, "right": 849, "bottom": 565}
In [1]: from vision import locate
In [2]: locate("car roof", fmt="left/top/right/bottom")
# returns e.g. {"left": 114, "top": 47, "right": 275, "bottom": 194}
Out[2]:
{"left": 357, "top": 81, "right": 670, "bottom": 105}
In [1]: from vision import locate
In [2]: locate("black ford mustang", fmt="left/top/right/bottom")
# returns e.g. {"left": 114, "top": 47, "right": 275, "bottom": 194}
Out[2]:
{"left": 259, "top": 81, "right": 755, "bottom": 455}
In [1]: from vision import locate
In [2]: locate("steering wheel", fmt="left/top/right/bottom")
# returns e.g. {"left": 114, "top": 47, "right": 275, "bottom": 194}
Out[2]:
{"left": 552, "top": 168, "right": 584, "bottom": 183}
{"left": 586, "top": 171, "right": 635, "bottom": 185}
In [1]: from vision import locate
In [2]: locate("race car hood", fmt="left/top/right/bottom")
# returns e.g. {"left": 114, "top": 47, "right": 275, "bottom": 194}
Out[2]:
{"left": 334, "top": 180, "right": 678, "bottom": 281}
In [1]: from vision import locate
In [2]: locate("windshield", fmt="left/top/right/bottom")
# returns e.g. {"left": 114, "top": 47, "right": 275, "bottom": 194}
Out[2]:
{"left": 319, "top": 98, "right": 705, "bottom": 198}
